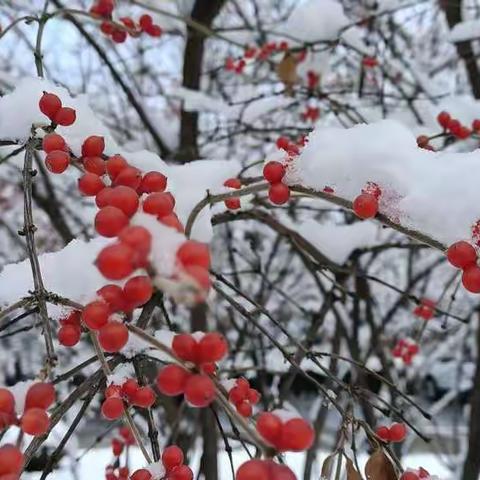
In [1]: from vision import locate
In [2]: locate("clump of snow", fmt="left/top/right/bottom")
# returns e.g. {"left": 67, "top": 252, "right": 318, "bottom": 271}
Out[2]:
{"left": 272, "top": 408, "right": 302, "bottom": 422}
{"left": 107, "top": 363, "right": 135, "bottom": 386}
{"left": 170, "top": 87, "right": 230, "bottom": 115}
{"left": 448, "top": 19, "right": 480, "bottom": 43}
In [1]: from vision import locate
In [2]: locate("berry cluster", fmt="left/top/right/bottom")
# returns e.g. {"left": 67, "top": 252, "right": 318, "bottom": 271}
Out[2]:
{"left": 263, "top": 161, "right": 290, "bottom": 205}
{"left": 353, "top": 182, "right": 381, "bottom": 219}
{"left": 223, "top": 178, "right": 242, "bottom": 210}
{"left": 111, "top": 426, "right": 136, "bottom": 457}
{"left": 236, "top": 459, "right": 296, "bottom": 480}
{"left": 227, "top": 378, "right": 261, "bottom": 418}
{"left": 392, "top": 339, "right": 419, "bottom": 365}
{"left": 375, "top": 422, "right": 407, "bottom": 443}
{"left": 446, "top": 241, "right": 480, "bottom": 293}
{"left": 102, "top": 378, "right": 155, "bottom": 420}
{"left": 306, "top": 70, "right": 320, "bottom": 90}
{"left": 0, "top": 444, "right": 23, "bottom": 479}
{"left": 413, "top": 298, "right": 436, "bottom": 321}
{"left": 256, "top": 411, "right": 314, "bottom": 452}
{"left": 0, "top": 382, "right": 55, "bottom": 437}
{"left": 131, "top": 445, "right": 193, "bottom": 480}
{"left": 362, "top": 56, "right": 378, "bottom": 68}
{"left": 401, "top": 467, "right": 431, "bottom": 480}
{"left": 300, "top": 106, "right": 320, "bottom": 122}
{"left": 39, "top": 92, "right": 76, "bottom": 127}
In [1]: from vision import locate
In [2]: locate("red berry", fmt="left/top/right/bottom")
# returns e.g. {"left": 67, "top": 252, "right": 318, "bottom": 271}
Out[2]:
{"left": 159, "top": 213, "right": 184, "bottom": 232}
{"left": 112, "top": 29, "right": 128, "bottom": 43}
{"left": 0, "top": 445, "right": 23, "bottom": 475}
{"left": 229, "top": 386, "right": 245, "bottom": 404}
{"left": 437, "top": 111, "right": 451, "bottom": 129}
{"left": 105, "top": 384, "right": 121, "bottom": 398}
{"left": 139, "top": 14, "right": 153, "bottom": 30}
{"left": 276, "top": 137, "right": 290, "bottom": 150}
{"left": 102, "top": 397, "right": 125, "bottom": 420}
{"left": 45, "top": 151, "right": 69, "bottom": 174}
{"left": 0, "top": 389, "right": 14, "bottom": 414}
{"left": 162, "top": 445, "right": 184, "bottom": 472}
{"left": 143, "top": 192, "right": 175, "bottom": 217}
{"left": 236, "top": 401, "right": 253, "bottom": 417}
{"left": 96, "top": 243, "right": 134, "bottom": 280}
{"left": 54, "top": 107, "right": 76, "bottom": 126}
{"left": 353, "top": 193, "right": 378, "bottom": 219}
{"left": 389, "top": 422, "right": 407, "bottom": 442}
{"left": 457, "top": 126, "right": 471, "bottom": 139}
{"left": 184, "top": 375, "right": 215, "bottom": 407}
{"left": 121, "top": 378, "right": 139, "bottom": 398}
{"left": 263, "top": 161, "right": 285, "bottom": 184}
{"left": 247, "top": 389, "right": 260, "bottom": 404}
{"left": 447, "top": 241, "right": 477, "bottom": 269}
{"left": 98, "top": 322, "right": 129, "bottom": 352}
{"left": 156, "top": 365, "right": 191, "bottom": 396}
{"left": 25, "top": 382, "right": 55, "bottom": 410}
{"left": 39, "top": 92, "right": 62, "bottom": 119}
{"left": 140, "top": 171, "right": 167, "bottom": 193}
{"left": 106, "top": 155, "right": 128, "bottom": 179}
{"left": 376, "top": 425, "right": 390, "bottom": 441}
{"left": 224, "top": 178, "right": 241, "bottom": 189}
{"left": 268, "top": 183, "right": 290, "bottom": 205}
{"left": 123, "top": 276, "right": 153, "bottom": 307}
{"left": 82, "top": 136, "right": 105, "bottom": 157}
{"left": 280, "top": 418, "right": 314, "bottom": 451}
{"left": 145, "top": 24, "right": 162, "bottom": 37}
{"left": 78, "top": 173, "right": 105, "bottom": 196}
{"left": 100, "top": 21, "right": 115, "bottom": 35}
{"left": 401, "top": 473, "right": 419, "bottom": 480}
{"left": 225, "top": 198, "right": 241, "bottom": 210}
{"left": 107, "top": 186, "right": 139, "bottom": 217}
{"left": 131, "top": 469, "right": 152, "bottom": 480}
{"left": 82, "top": 301, "right": 110, "bottom": 330}
{"left": 118, "top": 226, "right": 152, "bottom": 255}
{"left": 58, "top": 324, "right": 81, "bottom": 347}
{"left": 462, "top": 265, "right": 480, "bottom": 293}
{"left": 42, "top": 133, "right": 66, "bottom": 153}
{"left": 448, "top": 118, "right": 461, "bottom": 135}
{"left": 21, "top": 408, "right": 50, "bottom": 436}
{"left": 112, "top": 438, "right": 124, "bottom": 456}
{"left": 198, "top": 333, "right": 228, "bottom": 363}
{"left": 235, "top": 460, "right": 269, "bottom": 480}
{"left": 96, "top": 187, "right": 113, "bottom": 208}
{"left": 95, "top": 206, "right": 129, "bottom": 238}
{"left": 183, "top": 266, "right": 211, "bottom": 292}
{"left": 97, "top": 284, "right": 127, "bottom": 312}
{"left": 131, "top": 386, "right": 155, "bottom": 408}
{"left": 269, "top": 462, "right": 296, "bottom": 480}
{"left": 256, "top": 412, "right": 282, "bottom": 446}
{"left": 113, "top": 166, "right": 142, "bottom": 190}
{"left": 83, "top": 156, "right": 106, "bottom": 175}
{"left": 170, "top": 465, "right": 193, "bottom": 480}
{"left": 176, "top": 241, "right": 210, "bottom": 269}
{"left": 172, "top": 334, "right": 198, "bottom": 363}
{"left": 473, "top": 119, "right": 480, "bottom": 132}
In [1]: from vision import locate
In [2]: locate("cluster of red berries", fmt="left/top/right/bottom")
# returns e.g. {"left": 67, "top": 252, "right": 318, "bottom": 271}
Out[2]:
{"left": 256, "top": 411, "right": 314, "bottom": 452}
{"left": 362, "top": 56, "right": 379, "bottom": 68}
{"left": 102, "top": 378, "right": 155, "bottom": 420}
{"left": 401, "top": 467, "right": 431, "bottom": 480}
{"left": 352, "top": 182, "right": 381, "bottom": 219}
{"left": 111, "top": 425, "right": 136, "bottom": 457}
{"left": 223, "top": 178, "right": 242, "bottom": 210}
{"left": 0, "top": 444, "right": 23, "bottom": 480}
{"left": 446, "top": 241, "right": 480, "bottom": 293}
{"left": 413, "top": 298, "right": 436, "bottom": 321}
{"left": 105, "top": 464, "right": 130, "bottom": 480}
{"left": 306, "top": 70, "right": 320, "bottom": 90}
{"left": 375, "top": 422, "right": 407, "bottom": 443}
{"left": 436, "top": 110, "right": 474, "bottom": 140}
{"left": 39, "top": 91, "right": 76, "bottom": 127}
{"left": 90, "top": 1, "right": 162, "bottom": 43}
{"left": 227, "top": 378, "right": 260, "bottom": 418}
{"left": 131, "top": 445, "right": 193, "bottom": 480}
{"left": 235, "top": 459, "right": 296, "bottom": 480}
{"left": 300, "top": 106, "right": 319, "bottom": 122}
{"left": 263, "top": 161, "right": 290, "bottom": 205}
{"left": 0, "top": 382, "right": 55, "bottom": 437}
{"left": 392, "top": 339, "right": 419, "bottom": 365}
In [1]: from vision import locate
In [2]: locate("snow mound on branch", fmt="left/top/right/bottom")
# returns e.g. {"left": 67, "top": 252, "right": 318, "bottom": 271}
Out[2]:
{"left": 170, "top": 87, "right": 230, "bottom": 115}
{"left": 448, "top": 19, "right": 480, "bottom": 43}
{"left": 293, "top": 119, "right": 480, "bottom": 245}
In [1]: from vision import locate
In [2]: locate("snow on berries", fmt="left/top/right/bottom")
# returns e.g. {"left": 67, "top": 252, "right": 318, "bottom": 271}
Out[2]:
{"left": 375, "top": 422, "right": 407, "bottom": 443}
{"left": 223, "top": 178, "right": 242, "bottom": 210}
{"left": 413, "top": 298, "right": 436, "bottom": 320}
{"left": 263, "top": 160, "right": 291, "bottom": 205}
{"left": 392, "top": 338, "right": 419, "bottom": 365}
{"left": 446, "top": 240, "right": 480, "bottom": 293}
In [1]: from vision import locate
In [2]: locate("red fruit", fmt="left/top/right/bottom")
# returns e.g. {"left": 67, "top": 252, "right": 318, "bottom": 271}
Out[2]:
{"left": 448, "top": 119, "right": 461, "bottom": 135}
{"left": 176, "top": 241, "right": 210, "bottom": 269}
{"left": 198, "top": 333, "right": 228, "bottom": 363}
{"left": 169, "top": 466, "right": 193, "bottom": 480}
{"left": 172, "top": 334, "right": 198, "bottom": 363}
{"left": 121, "top": 379, "right": 139, "bottom": 398}
{"left": 119, "top": 226, "right": 152, "bottom": 255}
{"left": 98, "top": 322, "right": 129, "bottom": 352}
{"left": 0, "top": 389, "right": 14, "bottom": 414}
{"left": 437, "top": 111, "right": 451, "bottom": 129}
{"left": 58, "top": 325, "right": 81, "bottom": 346}
{"left": 183, "top": 266, "right": 211, "bottom": 292}
{"left": 447, "top": 241, "right": 477, "bottom": 269}
{"left": 269, "top": 462, "right": 296, "bottom": 480}
{"left": 100, "top": 21, "right": 115, "bottom": 35}
{"left": 462, "top": 265, "right": 480, "bottom": 293}
{"left": 45, "top": 151, "right": 69, "bottom": 174}
{"left": 96, "top": 187, "right": 113, "bottom": 208}
{"left": 280, "top": 418, "right": 314, "bottom": 451}
{"left": 376, "top": 425, "right": 391, "bottom": 441}
{"left": 139, "top": 14, "right": 153, "bottom": 30}
{"left": 21, "top": 408, "right": 50, "bottom": 436}
{"left": 473, "top": 119, "right": 480, "bottom": 132}
{"left": 131, "top": 386, "right": 155, "bottom": 408}
{"left": 96, "top": 243, "right": 135, "bottom": 280}
{"left": 82, "top": 136, "right": 105, "bottom": 157}
{"left": 276, "top": 137, "right": 290, "bottom": 150}
{"left": 108, "top": 186, "right": 139, "bottom": 217}
{"left": 102, "top": 397, "right": 125, "bottom": 420}
{"left": 229, "top": 386, "right": 245, "bottom": 404}
{"left": 268, "top": 183, "right": 290, "bottom": 205}
{"left": 401, "top": 473, "right": 419, "bottom": 480}
{"left": 0, "top": 445, "right": 23, "bottom": 475}
{"left": 106, "top": 155, "right": 128, "bottom": 179}
{"left": 224, "top": 178, "right": 241, "bottom": 189}
{"left": 236, "top": 401, "right": 253, "bottom": 417}
{"left": 235, "top": 460, "right": 269, "bottom": 480}
{"left": 131, "top": 470, "right": 152, "bottom": 480}
{"left": 112, "top": 438, "right": 124, "bottom": 456}
{"left": 416, "top": 135, "right": 429, "bottom": 148}
{"left": 256, "top": 412, "right": 282, "bottom": 446}
{"left": 159, "top": 213, "right": 184, "bottom": 232}
{"left": 39, "top": 92, "right": 62, "bottom": 119}
{"left": 145, "top": 24, "right": 162, "bottom": 37}
{"left": 143, "top": 192, "right": 175, "bottom": 217}
{"left": 123, "top": 276, "right": 153, "bottom": 306}
{"left": 162, "top": 445, "right": 184, "bottom": 471}
{"left": 78, "top": 173, "right": 105, "bottom": 196}
{"left": 263, "top": 161, "right": 285, "bottom": 184}
{"left": 113, "top": 166, "right": 142, "bottom": 190}
{"left": 184, "top": 375, "right": 215, "bottom": 407}
{"left": 247, "top": 389, "right": 260, "bottom": 404}
{"left": 201, "top": 362, "right": 216, "bottom": 375}
{"left": 140, "top": 171, "right": 167, "bottom": 193}
{"left": 353, "top": 193, "right": 378, "bottom": 219}
{"left": 25, "top": 382, "right": 55, "bottom": 410}
{"left": 418, "top": 468, "right": 430, "bottom": 478}
{"left": 95, "top": 206, "right": 129, "bottom": 238}
{"left": 225, "top": 198, "right": 241, "bottom": 210}
{"left": 42, "top": 133, "right": 66, "bottom": 153}
{"left": 97, "top": 284, "right": 127, "bottom": 312}
{"left": 389, "top": 422, "right": 407, "bottom": 442}
{"left": 456, "top": 126, "right": 471, "bottom": 139}
{"left": 105, "top": 384, "right": 121, "bottom": 398}
{"left": 82, "top": 301, "right": 109, "bottom": 330}
{"left": 156, "top": 365, "right": 191, "bottom": 396}
{"left": 54, "top": 107, "right": 76, "bottom": 126}
{"left": 83, "top": 156, "right": 106, "bottom": 175}
{"left": 112, "top": 29, "right": 128, "bottom": 43}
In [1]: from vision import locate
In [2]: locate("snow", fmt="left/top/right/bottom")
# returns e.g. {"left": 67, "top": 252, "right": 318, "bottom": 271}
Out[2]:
{"left": 170, "top": 87, "right": 230, "bottom": 115}
{"left": 292, "top": 119, "right": 480, "bottom": 245}
{"left": 448, "top": 19, "right": 480, "bottom": 43}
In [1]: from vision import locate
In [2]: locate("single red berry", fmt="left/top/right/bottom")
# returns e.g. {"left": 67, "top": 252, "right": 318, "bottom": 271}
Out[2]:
{"left": 123, "top": 276, "right": 153, "bottom": 307}
{"left": 112, "top": 438, "right": 124, "bottom": 456}
{"left": 145, "top": 24, "right": 162, "bottom": 37}
{"left": 83, "top": 156, "right": 106, "bottom": 175}
{"left": 247, "top": 388, "right": 260, "bottom": 404}
{"left": 101, "top": 21, "right": 115, "bottom": 35}
{"left": 176, "top": 240, "right": 210, "bottom": 269}
{"left": 280, "top": 418, "right": 314, "bottom": 451}
{"left": 58, "top": 324, "right": 81, "bottom": 347}
{"left": 236, "top": 401, "right": 253, "bottom": 417}
{"left": 376, "top": 425, "right": 391, "bottom": 441}
{"left": 82, "top": 301, "right": 110, "bottom": 330}
{"left": 143, "top": 192, "right": 175, "bottom": 217}
{"left": 389, "top": 422, "right": 407, "bottom": 442}
{"left": 456, "top": 126, "right": 471, "bottom": 139}
{"left": 113, "top": 166, "right": 142, "bottom": 190}
{"left": 447, "top": 241, "right": 477, "bottom": 269}
{"left": 96, "top": 187, "right": 113, "bottom": 208}
{"left": 224, "top": 178, "right": 241, "bottom": 189}
{"left": 172, "top": 334, "right": 198, "bottom": 363}
{"left": 437, "top": 111, "right": 451, "bottom": 129}
{"left": 201, "top": 362, "right": 216, "bottom": 375}
{"left": 95, "top": 206, "right": 129, "bottom": 238}
{"left": 184, "top": 375, "right": 215, "bottom": 407}
{"left": 169, "top": 465, "right": 193, "bottom": 480}
{"left": 42, "top": 133, "right": 66, "bottom": 153}
{"left": 0, "top": 445, "right": 24, "bottom": 475}
{"left": 353, "top": 193, "right": 378, "bottom": 219}
{"left": 98, "top": 322, "right": 129, "bottom": 352}
{"left": 106, "top": 186, "right": 139, "bottom": 217}
{"left": 25, "top": 382, "right": 55, "bottom": 410}
{"left": 121, "top": 378, "right": 139, "bottom": 398}
{"left": 78, "top": 173, "right": 105, "bottom": 196}
{"left": 21, "top": 408, "right": 50, "bottom": 436}
{"left": 112, "top": 29, "right": 128, "bottom": 43}
{"left": 156, "top": 365, "right": 191, "bottom": 396}
{"left": 462, "top": 265, "right": 480, "bottom": 293}
{"left": 276, "top": 136, "right": 290, "bottom": 150}
{"left": 472, "top": 119, "right": 480, "bottom": 132}
{"left": 198, "top": 333, "right": 228, "bottom": 363}
{"left": 131, "top": 386, "right": 155, "bottom": 408}
{"left": 235, "top": 460, "right": 269, "bottom": 480}
{"left": 0, "top": 389, "right": 14, "bottom": 414}
{"left": 447, "top": 118, "right": 461, "bottom": 135}
{"left": 256, "top": 412, "right": 282, "bottom": 446}
{"left": 263, "top": 161, "right": 285, "bottom": 184}
{"left": 140, "top": 171, "right": 167, "bottom": 193}
{"left": 225, "top": 198, "right": 241, "bottom": 210}
{"left": 82, "top": 136, "right": 105, "bottom": 157}
{"left": 229, "top": 386, "right": 245, "bottom": 405}
{"left": 96, "top": 243, "right": 134, "bottom": 280}
{"left": 39, "top": 92, "right": 62, "bottom": 119}
{"left": 118, "top": 226, "right": 151, "bottom": 255}
{"left": 130, "top": 469, "right": 152, "bottom": 480}
{"left": 97, "top": 284, "right": 127, "bottom": 312}
{"left": 106, "top": 155, "right": 128, "bottom": 180}
{"left": 268, "top": 183, "right": 290, "bottom": 205}
{"left": 102, "top": 397, "right": 125, "bottom": 420}
{"left": 54, "top": 107, "right": 76, "bottom": 126}
{"left": 105, "top": 384, "right": 121, "bottom": 398}
{"left": 45, "top": 151, "right": 70, "bottom": 174}
{"left": 162, "top": 445, "right": 184, "bottom": 472}
{"left": 401, "top": 473, "right": 420, "bottom": 480}
{"left": 139, "top": 14, "right": 153, "bottom": 31}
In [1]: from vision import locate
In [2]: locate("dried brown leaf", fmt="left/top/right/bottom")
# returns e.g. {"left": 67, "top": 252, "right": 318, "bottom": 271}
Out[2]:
{"left": 346, "top": 457, "right": 362, "bottom": 480}
{"left": 276, "top": 52, "right": 299, "bottom": 95}
{"left": 320, "top": 453, "right": 337, "bottom": 479}
{"left": 365, "top": 449, "right": 398, "bottom": 480}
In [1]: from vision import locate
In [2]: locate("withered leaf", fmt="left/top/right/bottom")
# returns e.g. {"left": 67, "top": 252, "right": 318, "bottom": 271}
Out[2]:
{"left": 365, "top": 449, "right": 398, "bottom": 480}
{"left": 320, "top": 452, "right": 337, "bottom": 479}
{"left": 346, "top": 457, "right": 362, "bottom": 480}
{"left": 276, "top": 52, "right": 299, "bottom": 95}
